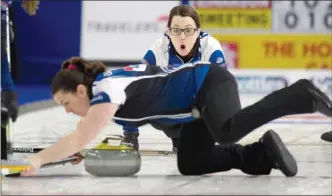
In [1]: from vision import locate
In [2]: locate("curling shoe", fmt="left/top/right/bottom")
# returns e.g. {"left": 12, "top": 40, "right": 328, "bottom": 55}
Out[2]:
{"left": 260, "top": 130, "right": 297, "bottom": 177}
{"left": 302, "top": 79, "right": 332, "bottom": 142}
{"left": 321, "top": 130, "right": 332, "bottom": 143}
{"left": 121, "top": 131, "right": 139, "bottom": 151}
{"left": 304, "top": 79, "right": 332, "bottom": 117}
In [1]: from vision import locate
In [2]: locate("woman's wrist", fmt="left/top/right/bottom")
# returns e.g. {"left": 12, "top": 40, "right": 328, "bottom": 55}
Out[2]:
{"left": 29, "top": 154, "right": 44, "bottom": 168}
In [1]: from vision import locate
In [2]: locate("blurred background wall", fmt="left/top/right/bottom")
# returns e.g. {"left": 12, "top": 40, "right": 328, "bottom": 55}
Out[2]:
{"left": 7, "top": 0, "right": 332, "bottom": 105}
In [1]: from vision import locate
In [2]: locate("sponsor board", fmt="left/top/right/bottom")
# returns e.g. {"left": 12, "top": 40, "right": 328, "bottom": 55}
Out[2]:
{"left": 196, "top": 8, "right": 272, "bottom": 29}
{"left": 190, "top": 1, "right": 271, "bottom": 9}
{"left": 80, "top": 1, "right": 179, "bottom": 61}
{"left": 197, "top": 8, "right": 272, "bottom": 29}
{"left": 221, "top": 42, "right": 239, "bottom": 68}
{"left": 229, "top": 69, "right": 332, "bottom": 96}
{"left": 190, "top": 1, "right": 272, "bottom": 30}
{"left": 235, "top": 75, "right": 288, "bottom": 94}
{"left": 215, "top": 34, "right": 332, "bottom": 69}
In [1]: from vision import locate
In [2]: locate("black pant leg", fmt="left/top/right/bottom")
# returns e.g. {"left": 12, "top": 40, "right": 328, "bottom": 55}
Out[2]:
{"left": 200, "top": 78, "right": 315, "bottom": 145}
{"left": 177, "top": 120, "right": 273, "bottom": 175}
{"left": 177, "top": 119, "right": 215, "bottom": 175}
{"left": 1, "top": 124, "right": 8, "bottom": 160}
{"left": 150, "top": 122, "right": 181, "bottom": 138}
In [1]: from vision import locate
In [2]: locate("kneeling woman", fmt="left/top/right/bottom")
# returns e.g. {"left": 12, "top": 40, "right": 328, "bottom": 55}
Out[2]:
{"left": 22, "top": 57, "right": 332, "bottom": 176}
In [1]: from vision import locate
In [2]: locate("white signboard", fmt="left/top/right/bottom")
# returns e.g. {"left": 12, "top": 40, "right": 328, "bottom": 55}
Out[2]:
{"left": 272, "top": 1, "right": 332, "bottom": 33}
{"left": 189, "top": 1, "right": 271, "bottom": 8}
{"left": 80, "top": 1, "right": 179, "bottom": 61}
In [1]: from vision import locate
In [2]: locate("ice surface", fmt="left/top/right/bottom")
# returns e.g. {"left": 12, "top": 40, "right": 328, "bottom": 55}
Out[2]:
{"left": 1, "top": 106, "right": 331, "bottom": 195}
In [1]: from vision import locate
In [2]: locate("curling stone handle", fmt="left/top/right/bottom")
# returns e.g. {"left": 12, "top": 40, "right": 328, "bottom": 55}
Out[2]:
{"left": 102, "top": 134, "right": 124, "bottom": 143}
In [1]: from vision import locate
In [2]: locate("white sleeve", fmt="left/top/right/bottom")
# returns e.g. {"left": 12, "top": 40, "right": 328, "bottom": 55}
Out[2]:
{"left": 201, "top": 36, "right": 226, "bottom": 66}
{"left": 143, "top": 37, "right": 170, "bottom": 67}
{"left": 90, "top": 79, "right": 127, "bottom": 106}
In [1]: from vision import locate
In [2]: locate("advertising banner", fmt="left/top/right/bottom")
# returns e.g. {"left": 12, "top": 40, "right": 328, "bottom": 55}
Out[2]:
{"left": 215, "top": 34, "right": 332, "bottom": 69}
{"left": 80, "top": 1, "right": 180, "bottom": 61}
{"left": 196, "top": 8, "right": 271, "bottom": 29}
{"left": 229, "top": 69, "right": 331, "bottom": 123}
{"left": 229, "top": 69, "right": 332, "bottom": 97}
{"left": 189, "top": 1, "right": 272, "bottom": 30}
{"left": 190, "top": 1, "right": 331, "bottom": 33}
{"left": 219, "top": 42, "right": 239, "bottom": 68}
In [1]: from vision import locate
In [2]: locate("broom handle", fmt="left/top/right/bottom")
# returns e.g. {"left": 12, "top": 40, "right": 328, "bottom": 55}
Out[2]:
{"left": 12, "top": 147, "right": 177, "bottom": 157}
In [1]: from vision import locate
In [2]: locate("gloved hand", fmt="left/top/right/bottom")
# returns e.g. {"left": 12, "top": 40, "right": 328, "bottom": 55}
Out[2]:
{"left": 21, "top": 0, "right": 40, "bottom": 16}
{"left": 1, "top": 91, "right": 19, "bottom": 123}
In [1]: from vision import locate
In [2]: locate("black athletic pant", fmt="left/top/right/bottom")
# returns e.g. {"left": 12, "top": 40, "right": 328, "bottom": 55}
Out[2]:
{"left": 177, "top": 65, "right": 315, "bottom": 175}
{"left": 1, "top": 126, "right": 8, "bottom": 159}
{"left": 1, "top": 19, "right": 8, "bottom": 160}
{"left": 1, "top": 109, "right": 9, "bottom": 160}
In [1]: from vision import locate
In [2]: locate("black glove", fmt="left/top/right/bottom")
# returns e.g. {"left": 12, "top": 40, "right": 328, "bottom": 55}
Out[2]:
{"left": 1, "top": 91, "right": 19, "bottom": 122}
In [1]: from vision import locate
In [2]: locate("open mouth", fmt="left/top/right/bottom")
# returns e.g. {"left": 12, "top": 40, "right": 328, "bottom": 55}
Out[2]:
{"left": 180, "top": 45, "right": 186, "bottom": 50}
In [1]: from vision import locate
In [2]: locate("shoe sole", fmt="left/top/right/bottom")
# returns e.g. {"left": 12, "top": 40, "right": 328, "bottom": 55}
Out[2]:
{"left": 307, "top": 81, "right": 332, "bottom": 113}
{"left": 263, "top": 130, "right": 298, "bottom": 177}
{"left": 321, "top": 131, "right": 332, "bottom": 142}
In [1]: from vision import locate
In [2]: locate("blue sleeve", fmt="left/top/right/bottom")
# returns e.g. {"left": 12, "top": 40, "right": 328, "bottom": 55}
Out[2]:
{"left": 1, "top": 53, "right": 15, "bottom": 91}
{"left": 209, "top": 50, "right": 226, "bottom": 67}
{"left": 142, "top": 50, "right": 156, "bottom": 66}
{"left": 90, "top": 92, "right": 111, "bottom": 106}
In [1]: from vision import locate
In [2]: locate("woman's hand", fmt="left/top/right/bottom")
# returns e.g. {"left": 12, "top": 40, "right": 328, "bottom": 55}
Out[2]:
{"left": 20, "top": 155, "right": 43, "bottom": 176}
{"left": 71, "top": 153, "right": 84, "bottom": 165}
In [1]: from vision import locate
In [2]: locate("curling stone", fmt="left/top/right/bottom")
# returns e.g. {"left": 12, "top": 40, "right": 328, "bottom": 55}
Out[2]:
{"left": 84, "top": 147, "right": 141, "bottom": 177}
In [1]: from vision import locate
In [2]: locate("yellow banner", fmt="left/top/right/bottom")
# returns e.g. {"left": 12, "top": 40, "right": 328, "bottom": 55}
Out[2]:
{"left": 214, "top": 34, "right": 332, "bottom": 69}
{"left": 197, "top": 8, "right": 271, "bottom": 29}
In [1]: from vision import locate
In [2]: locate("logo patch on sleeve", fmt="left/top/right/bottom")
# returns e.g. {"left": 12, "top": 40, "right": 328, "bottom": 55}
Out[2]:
{"left": 90, "top": 92, "right": 111, "bottom": 105}
{"left": 216, "top": 57, "right": 224, "bottom": 64}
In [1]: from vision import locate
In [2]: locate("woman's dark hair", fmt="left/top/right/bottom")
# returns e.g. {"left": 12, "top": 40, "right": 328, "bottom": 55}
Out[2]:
{"left": 167, "top": 5, "right": 201, "bottom": 28}
{"left": 51, "top": 57, "right": 107, "bottom": 98}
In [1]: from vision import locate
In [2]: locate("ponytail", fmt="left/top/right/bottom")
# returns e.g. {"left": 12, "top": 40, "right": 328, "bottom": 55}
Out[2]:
{"left": 61, "top": 56, "right": 107, "bottom": 77}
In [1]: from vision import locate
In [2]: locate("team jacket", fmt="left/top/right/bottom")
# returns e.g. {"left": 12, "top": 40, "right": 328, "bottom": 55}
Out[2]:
{"left": 90, "top": 62, "right": 212, "bottom": 130}
{"left": 122, "top": 32, "right": 226, "bottom": 133}
{"left": 142, "top": 31, "right": 226, "bottom": 67}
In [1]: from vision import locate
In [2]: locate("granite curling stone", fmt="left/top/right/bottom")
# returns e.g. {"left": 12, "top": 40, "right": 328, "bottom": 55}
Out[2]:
{"left": 84, "top": 148, "right": 141, "bottom": 177}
